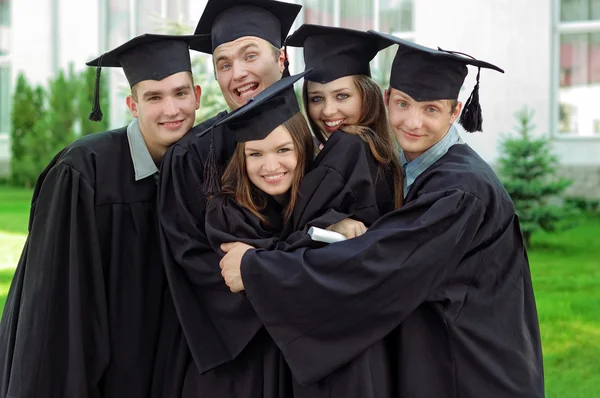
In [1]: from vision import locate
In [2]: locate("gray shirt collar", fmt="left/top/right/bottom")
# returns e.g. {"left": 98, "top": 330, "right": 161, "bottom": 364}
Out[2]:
{"left": 126, "top": 119, "right": 159, "bottom": 181}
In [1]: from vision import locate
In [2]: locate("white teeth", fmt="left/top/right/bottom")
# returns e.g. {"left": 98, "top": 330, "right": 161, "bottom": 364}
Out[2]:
{"left": 236, "top": 83, "right": 257, "bottom": 94}
{"left": 264, "top": 173, "right": 284, "bottom": 180}
{"left": 325, "top": 120, "right": 343, "bottom": 127}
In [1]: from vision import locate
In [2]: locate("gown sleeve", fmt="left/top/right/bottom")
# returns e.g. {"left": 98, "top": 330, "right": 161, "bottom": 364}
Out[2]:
{"left": 0, "top": 161, "right": 109, "bottom": 398}
{"left": 205, "top": 195, "right": 279, "bottom": 256}
{"left": 157, "top": 143, "right": 263, "bottom": 375}
{"left": 280, "top": 134, "right": 393, "bottom": 251}
{"left": 241, "top": 188, "right": 486, "bottom": 386}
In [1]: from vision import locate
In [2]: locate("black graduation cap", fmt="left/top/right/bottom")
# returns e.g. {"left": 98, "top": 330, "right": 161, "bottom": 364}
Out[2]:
{"left": 368, "top": 30, "right": 504, "bottom": 133}
{"left": 86, "top": 33, "right": 210, "bottom": 122}
{"left": 192, "top": 0, "right": 302, "bottom": 54}
{"left": 203, "top": 69, "right": 312, "bottom": 195}
{"left": 285, "top": 24, "right": 392, "bottom": 84}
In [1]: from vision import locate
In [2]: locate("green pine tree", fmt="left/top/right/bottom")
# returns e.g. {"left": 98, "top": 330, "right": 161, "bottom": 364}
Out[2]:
{"left": 10, "top": 73, "right": 48, "bottom": 187}
{"left": 78, "top": 66, "right": 110, "bottom": 135}
{"left": 47, "top": 67, "right": 77, "bottom": 155}
{"left": 498, "top": 107, "right": 578, "bottom": 247}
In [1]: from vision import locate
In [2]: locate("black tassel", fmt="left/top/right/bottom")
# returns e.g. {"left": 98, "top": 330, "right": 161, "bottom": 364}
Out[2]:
{"left": 203, "top": 127, "right": 221, "bottom": 196}
{"left": 282, "top": 42, "right": 290, "bottom": 78}
{"left": 88, "top": 56, "right": 104, "bottom": 122}
{"left": 459, "top": 68, "right": 483, "bottom": 133}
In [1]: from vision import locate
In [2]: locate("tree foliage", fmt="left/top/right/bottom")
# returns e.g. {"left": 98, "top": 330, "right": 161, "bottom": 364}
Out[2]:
{"left": 9, "top": 66, "right": 111, "bottom": 187}
{"left": 498, "top": 107, "right": 579, "bottom": 247}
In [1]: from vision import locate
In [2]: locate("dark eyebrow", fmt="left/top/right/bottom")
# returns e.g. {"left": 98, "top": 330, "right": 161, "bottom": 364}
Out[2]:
{"left": 215, "top": 43, "right": 260, "bottom": 65}
{"left": 214, "top": 54, "right": 229, "bottom": 65}
{"left": 238, "top": 43, "right": 260, "bottom": 55}
{"left": 308, "top": 88, "right": 350, "bottom": 95}
{"left": 332, "top": 87, "right": 351, "bottom": 93}
{"left": 142, "top": 90, "right": 162, "bottom": 99}
{"left": 245, "top": 141, "right": 293, "bottom": 152}
{"left": 141, "top": 85, "right": 191, "bottom": 100}
{"left": 172, "top": 85, "right": 192, "bottom": 93}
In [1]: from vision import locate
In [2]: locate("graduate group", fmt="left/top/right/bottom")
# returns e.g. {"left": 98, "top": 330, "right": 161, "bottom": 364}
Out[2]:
{"left": 0, "top": 0, "right": 546, "bottom": 397}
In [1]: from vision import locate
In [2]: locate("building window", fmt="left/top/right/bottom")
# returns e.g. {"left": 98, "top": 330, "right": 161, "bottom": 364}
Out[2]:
{"left": 0, "top": 0, "right": 10, "bottom": 135}
{"left": 301, "top": 0, "right": 414, "bottom": 86}
{"left": 557, "top": 0, "right": 600, "bottom": 135}
{"left": 0, "top": 65, "right": 10, "bottom": 134}
{"left": 103, "top": 0, "right": 194, "bottom": 126}
{"left": 0, "top": 0, "right": 9, "bottom": 27}
{"left": 0, "top": 0, "right": 10, "bottom": 57}
{"left": 304, "top": 0, "right": 336, "bottom": 26}
{"left": 339, "top": 0, "right": 375, "bottom": 31}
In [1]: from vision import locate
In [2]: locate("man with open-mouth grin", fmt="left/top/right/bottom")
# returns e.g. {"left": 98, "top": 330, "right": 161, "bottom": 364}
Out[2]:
{"left": 156, "top": 0, "right": 303, "bottom": 396}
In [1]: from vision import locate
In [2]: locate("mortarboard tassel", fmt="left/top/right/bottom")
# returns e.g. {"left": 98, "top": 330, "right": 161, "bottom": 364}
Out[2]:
{"left": 282, "top": 41, "right": 290, "bottom": 78}
{"left": 203, "top": 126, "right": 221, "bottom": 196}
{"left": 459, "top": 67, "right": 483, "bottom": 133}
{"left": 89, "top": 54, "right": 104, "bottom": 122}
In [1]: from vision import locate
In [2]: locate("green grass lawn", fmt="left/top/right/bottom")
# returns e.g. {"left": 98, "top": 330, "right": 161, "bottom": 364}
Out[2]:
{"left": 0, "top": 186, "right": 599, "bottom": 396}
{"left": 0, "top": 186, "right": 32, "bottom": 235}
{"left": 529, "top": 219, "right": 600, "bottom": 397}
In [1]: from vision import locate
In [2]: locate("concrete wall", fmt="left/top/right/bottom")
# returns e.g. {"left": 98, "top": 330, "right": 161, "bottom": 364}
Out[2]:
{"left": 414, "top": 0, "right": 553, "bottom": 163}
{"left": 553, "top": 137, "right": 600, "bottom": 199}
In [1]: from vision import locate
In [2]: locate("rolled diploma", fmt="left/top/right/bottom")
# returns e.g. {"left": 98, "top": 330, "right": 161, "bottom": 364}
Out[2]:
{"left": 307, "top": 226, "right": 348, "bottom": 244}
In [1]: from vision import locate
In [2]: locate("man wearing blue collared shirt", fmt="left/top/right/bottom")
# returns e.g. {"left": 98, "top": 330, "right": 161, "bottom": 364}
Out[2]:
{"left": 399, "top": 124, "right": 463, "bottom": 198}
{"left": 216, "top": 32, "right": 544, "bottom": 398}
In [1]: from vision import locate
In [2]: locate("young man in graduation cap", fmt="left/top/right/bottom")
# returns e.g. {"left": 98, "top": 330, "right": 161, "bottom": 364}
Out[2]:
{"left": 156, "top": 0, "right": 303, "bottom": 391}
{"left": 0, "top": 34, "right": 203, "bottom": 398}
{"left": 219, "top": 34, "right": 545, "bottom": 397}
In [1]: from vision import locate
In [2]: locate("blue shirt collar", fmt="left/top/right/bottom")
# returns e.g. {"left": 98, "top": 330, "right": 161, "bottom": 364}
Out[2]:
{"left": 400, "top": 124, "right": 463, "bottom": 198}
{"left": 126, "top": 119, "right": 159, "bottom": 181}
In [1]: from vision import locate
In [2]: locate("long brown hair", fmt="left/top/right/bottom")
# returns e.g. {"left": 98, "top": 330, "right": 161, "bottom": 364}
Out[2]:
{"left": 303, "top": 75, "right": 404, "bottom": 207}
{"left": 220, "top": 112, "right": 314, "bottom": 224}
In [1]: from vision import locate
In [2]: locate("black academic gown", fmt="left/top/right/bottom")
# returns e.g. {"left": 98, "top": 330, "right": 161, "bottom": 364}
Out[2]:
{"left": 272, "top": 130, "right": 396, "bottom": 397}
{"left": 160, "top": 125, "right": 397, "bottom": 397}
{"left": 240, "top": 143, "right": 545, "bottom": 397}
{"left": 0, "top": 128, "right": 170, "bottom": 398}
{"left": 159, "top": 111, "right": 275, "bottom": 395}
{"left": 281, "top": 129, "right": 395, "bottom": 249}
{"left": 177, "top": 194, "right": 294, "bottom": 397}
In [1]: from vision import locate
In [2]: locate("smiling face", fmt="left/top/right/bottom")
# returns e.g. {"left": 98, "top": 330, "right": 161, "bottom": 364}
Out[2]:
{"left": 126, "top": 71, "right": 201, "bottom": 161}
{"left": 385, "top": 88, "right": 462, "bottom": 161}
{"left": 244, "top": 125, "right": 298, "bottom": 199}
{"left": 305, "top": 75, "right": 363, "bottom": 138}
{"left": 213, "top": 36, "right": 284, "bottom": 110}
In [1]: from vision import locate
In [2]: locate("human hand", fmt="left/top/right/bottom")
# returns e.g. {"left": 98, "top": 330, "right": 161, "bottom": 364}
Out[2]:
{"left": 326, "top": 218, "right": 367, "bottom": 239}
{"left": 219, "top": 242, "right": 254, "bottom": 292}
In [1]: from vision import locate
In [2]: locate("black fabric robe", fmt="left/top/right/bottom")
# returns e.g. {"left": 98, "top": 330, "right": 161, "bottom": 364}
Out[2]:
{"left": 275, "top": 130, "right": 396, "bottom": 397}
{"left": 240, "top": 143, "right": 545, "bottom": 397}
{"left": 205, "top": 194, "right": 283, "bottom": 256}
{"left": 158, "top": 111, "right": 268, "bottom": 380}
{"left": 280, "top": 129, "right": 395, "bottom": 250}
{"left": 0, "top": 128, "right": 171, "bottom": 397}
{"left": 159, "top": 121, "right": 397, "bottom": 396}
{"left": 177, "top": 194, "right": 295, "bottom": 397}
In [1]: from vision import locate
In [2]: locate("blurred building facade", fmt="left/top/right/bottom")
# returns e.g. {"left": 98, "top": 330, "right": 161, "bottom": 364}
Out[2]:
{"left": 0, "top": 0, "right": 599, "bottom": 198}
